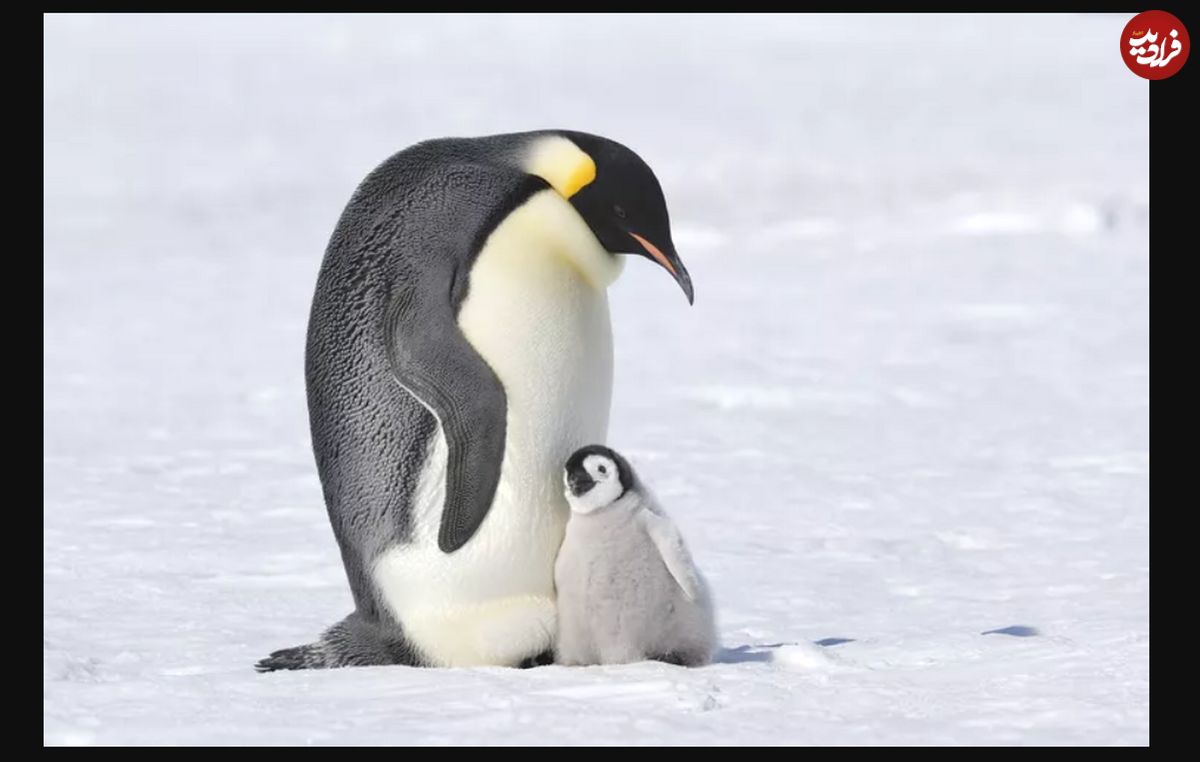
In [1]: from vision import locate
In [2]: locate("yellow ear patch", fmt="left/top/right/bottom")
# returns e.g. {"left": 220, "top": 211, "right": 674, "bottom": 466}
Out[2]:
{"left": 524, "top": 136, "right": 596, "bottom": 199}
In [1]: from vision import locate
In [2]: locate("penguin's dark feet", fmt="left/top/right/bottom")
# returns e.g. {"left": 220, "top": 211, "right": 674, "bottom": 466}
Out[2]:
{"left": 255, "top": 644, "right": 325, "bottom": 673}
{"left": 516, "top": 649, "right": 555, "bottom": 669}
{"left": 652, "top": 650, "right": 707, "bottom": 667}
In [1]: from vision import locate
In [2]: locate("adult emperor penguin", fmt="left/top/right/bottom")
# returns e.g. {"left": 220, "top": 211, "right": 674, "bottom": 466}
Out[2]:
{"left": 256, "top": 130, "right": 692, "bottom": 671}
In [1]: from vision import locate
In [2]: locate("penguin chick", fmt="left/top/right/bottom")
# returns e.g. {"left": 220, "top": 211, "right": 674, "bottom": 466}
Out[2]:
{"left": 554, "top": 445, "right": 717, "bottom": 667}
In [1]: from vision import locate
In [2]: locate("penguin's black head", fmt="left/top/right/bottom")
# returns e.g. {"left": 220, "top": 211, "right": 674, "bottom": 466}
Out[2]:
{"left": 563, "top": 444, "right": 636, "bottom": 512}
{"left": 539, "top": 130, "right": 693, "bottom": 305}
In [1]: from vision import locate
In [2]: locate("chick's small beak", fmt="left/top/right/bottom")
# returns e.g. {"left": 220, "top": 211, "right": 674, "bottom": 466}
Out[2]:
{"left": 629, "top": 231, "right": 694, "bottom": 305}
{"left": 566, "top": 471, "right": 595, "bottom": 497}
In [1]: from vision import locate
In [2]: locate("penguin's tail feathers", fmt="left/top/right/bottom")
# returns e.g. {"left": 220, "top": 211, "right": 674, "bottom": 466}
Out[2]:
{"left": 255, "top": 613, "right": 424, "bottom": 672}
{"left": 255, "top": 642, "right": 329, "bottom": 672}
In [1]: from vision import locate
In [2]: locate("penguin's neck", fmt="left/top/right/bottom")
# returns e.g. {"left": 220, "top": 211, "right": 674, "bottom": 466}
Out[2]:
{"left": 479, "top": 188, "right": 625, "bottom": 292}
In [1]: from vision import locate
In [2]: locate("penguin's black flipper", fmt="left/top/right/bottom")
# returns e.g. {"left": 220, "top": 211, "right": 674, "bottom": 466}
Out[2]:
{"left": 384, "top": 283, "right": 507, "bottom": 554}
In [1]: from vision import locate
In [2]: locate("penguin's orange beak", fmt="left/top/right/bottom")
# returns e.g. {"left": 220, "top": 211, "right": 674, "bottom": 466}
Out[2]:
{"left": 629, "top": 231, "right": 694, "bottom": 305}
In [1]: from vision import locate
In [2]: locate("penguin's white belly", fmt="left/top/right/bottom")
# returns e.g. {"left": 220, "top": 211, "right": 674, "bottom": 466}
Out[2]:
{"left": 372, "top": 190, "right": 622, "bottom": 667}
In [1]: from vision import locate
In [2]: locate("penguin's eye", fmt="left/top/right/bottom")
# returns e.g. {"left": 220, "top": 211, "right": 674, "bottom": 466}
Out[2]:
{"left": 598, "top": 465, "right": 608, "bottom": 475}
{"left": 613, "top": 205, "right": 626, "bottom": 219}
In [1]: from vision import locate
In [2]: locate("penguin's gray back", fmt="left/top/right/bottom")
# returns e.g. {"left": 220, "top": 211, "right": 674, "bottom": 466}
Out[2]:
{"left": 305, "top": 138, "right": 546, "bottom": 623}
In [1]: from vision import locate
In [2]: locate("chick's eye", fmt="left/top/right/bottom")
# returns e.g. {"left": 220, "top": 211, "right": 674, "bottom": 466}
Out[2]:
{"left": 598, "top": 465, "right": 607, "bottom": 475}
{"left": 613, "top": 205, "right": 626, "bottom": 219}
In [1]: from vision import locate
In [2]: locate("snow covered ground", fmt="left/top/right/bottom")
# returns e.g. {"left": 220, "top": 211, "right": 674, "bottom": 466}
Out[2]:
{"left": 44, "top": 14, "right": 1148, "bottom": 745}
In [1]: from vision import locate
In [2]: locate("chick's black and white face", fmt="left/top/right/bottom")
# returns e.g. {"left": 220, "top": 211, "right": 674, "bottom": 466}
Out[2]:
{"left": 563, "top": 449, "right": 626, "bottom": 514}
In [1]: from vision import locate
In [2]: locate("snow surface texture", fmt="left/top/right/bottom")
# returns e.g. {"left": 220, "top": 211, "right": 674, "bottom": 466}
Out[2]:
{"left": 44, "top": 14, "right": 1148, "bottom": 746}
